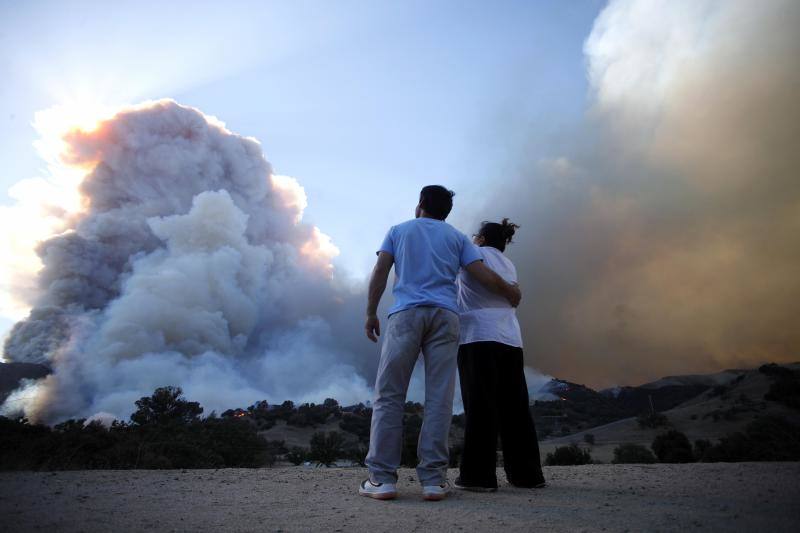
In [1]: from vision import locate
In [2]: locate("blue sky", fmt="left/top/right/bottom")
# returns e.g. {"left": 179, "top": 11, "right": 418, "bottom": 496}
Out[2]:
{"left": 0, "top": 0, "right": 605, "bottom": 339}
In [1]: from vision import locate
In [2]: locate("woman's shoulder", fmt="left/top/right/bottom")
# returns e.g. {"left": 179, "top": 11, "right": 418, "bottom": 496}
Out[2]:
{"left": 482, "top": 246, "right": 510, "bottom": 262}
{"left": 484, "top": 247, "right": 516, "bottom": 273}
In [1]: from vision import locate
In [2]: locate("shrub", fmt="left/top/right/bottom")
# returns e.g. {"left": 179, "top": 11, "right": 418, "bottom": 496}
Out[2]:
{"left": 700, "top": 416, "right": 800, "bottom": 462}
{"left": 637, "top": 412, "right": 669, "bottom": 429}
{"left": 612, "top": 443, "right": 656, "bottom": 464}
{"left": 583, "top": 433, "right": 595, "bottom": 446}
{"left": 309, "top": 431, "right": 345, "bottom": 466}
{"left": 693, "top": 439, "right": 712, "bottom": 460}
{"left": 651, "top": 430, "right": 693, "bottom": 463}
{"left": 199, "top": 416, "right": 271, "bottom": 468}
{"left": 343, "top": 444, "right": 368, "bottom": 467}
{"left": 287, "top": 446, "right": 308, "bottom": 466}
{"left": 544, "top": 444, "right": 592, "bottom": 466}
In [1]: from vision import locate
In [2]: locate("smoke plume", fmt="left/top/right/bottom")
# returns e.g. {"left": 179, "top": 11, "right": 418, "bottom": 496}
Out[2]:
{"left": 479, "top": 0, "right": 800, "bottom": 388}
{"left": 2, "top": 100, "right": 374, "bottom": 422}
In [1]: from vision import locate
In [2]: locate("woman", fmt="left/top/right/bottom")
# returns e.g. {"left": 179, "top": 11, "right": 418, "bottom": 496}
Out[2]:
{"left": 454, "top": 218, "right": 545, "bottom": 491}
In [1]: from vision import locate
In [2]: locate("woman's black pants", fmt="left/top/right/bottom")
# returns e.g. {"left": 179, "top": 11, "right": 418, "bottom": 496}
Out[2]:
{"left": 457, "top": 341, "right": 545, "bottom": 488}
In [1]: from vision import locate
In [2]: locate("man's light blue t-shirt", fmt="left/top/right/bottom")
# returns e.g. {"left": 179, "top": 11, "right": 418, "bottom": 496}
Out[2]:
{"left": 379, "top": 218, "right": 482, "bottom": 316}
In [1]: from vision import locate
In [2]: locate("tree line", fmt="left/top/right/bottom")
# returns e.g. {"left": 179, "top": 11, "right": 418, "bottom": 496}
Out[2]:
{"left": 0, "top": 386, "right": 463, "bottom": 470}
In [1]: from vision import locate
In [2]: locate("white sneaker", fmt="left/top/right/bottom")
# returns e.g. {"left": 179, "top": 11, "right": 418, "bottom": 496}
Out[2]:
{"left": 359, "top": 479, "right": 397, "bottom": 500}
{"left": 422, "top": 482, "right": 450, "bottom": 501}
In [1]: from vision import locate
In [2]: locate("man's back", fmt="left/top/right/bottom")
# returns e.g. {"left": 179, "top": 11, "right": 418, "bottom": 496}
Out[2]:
{"left": 379, "top": 218, "right": 480, "bottom": 316}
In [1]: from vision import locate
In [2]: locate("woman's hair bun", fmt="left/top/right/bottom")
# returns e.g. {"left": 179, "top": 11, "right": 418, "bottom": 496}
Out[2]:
{"left": 478, "top": 218, "right": 520, "bottom": 251}
{"left": 500, "top": 218, "right": 520, "bottom": 243}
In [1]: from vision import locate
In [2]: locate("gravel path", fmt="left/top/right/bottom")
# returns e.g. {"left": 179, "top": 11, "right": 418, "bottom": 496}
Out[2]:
{"left": 1, "top": 463, "right": 798, "bottom": 532}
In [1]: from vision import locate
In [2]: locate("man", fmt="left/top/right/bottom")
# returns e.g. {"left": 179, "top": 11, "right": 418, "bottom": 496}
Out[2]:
{"left": 359, "top": 185, "right": 522, "bottom": 502}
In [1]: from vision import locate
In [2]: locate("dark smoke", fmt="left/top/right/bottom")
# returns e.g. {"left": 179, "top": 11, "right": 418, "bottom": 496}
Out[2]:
{"left": 464, "top": 0, "right": 800, "bottom": 388}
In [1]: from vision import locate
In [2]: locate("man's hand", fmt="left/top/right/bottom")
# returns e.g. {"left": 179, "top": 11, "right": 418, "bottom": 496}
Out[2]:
{"left": 365, "top": 315, "right": 381, "bottom": 342}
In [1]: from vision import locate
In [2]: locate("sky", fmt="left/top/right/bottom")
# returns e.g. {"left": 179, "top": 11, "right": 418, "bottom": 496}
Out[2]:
{"left": 0, "top": 0, "right": 603, "bottom": 336}
{"left": 1, "top": 0, "right": 798, "bottom": 402}
{"left": 0, "top": 0, "right": 601, "bottom": 270}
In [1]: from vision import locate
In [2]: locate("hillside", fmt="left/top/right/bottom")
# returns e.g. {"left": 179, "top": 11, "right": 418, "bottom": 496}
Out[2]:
{"left": 539, "top": 363, "right": 800, "bottom": 463}
{"left": 531, "top": 376, "right": 713, "bottom": 438}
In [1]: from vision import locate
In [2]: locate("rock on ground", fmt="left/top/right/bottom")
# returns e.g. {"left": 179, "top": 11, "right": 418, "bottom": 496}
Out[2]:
{"left": 1, "top": 463, "right": 798, "bottom": 532}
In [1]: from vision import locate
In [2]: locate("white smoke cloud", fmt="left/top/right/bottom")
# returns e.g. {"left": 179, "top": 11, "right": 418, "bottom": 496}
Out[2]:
{"left": 2, "top": 100, "right": 373, "bottom": 422}
{"left": 524, "top": 367, "right": 555, "bottom": 401}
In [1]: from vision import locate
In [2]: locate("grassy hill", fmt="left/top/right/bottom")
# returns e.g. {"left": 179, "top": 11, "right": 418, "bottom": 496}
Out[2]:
{"left": 539, "top": 363, "right": 800, "bottom": 463}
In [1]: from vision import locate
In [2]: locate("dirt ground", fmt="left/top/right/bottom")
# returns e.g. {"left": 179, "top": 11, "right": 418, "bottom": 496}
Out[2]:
{"left": 1, "top": 463, "right": 798, "bottom": 532}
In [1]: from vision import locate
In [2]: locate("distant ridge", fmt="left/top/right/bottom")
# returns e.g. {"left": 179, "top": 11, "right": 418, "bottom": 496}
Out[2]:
{"left": 637, "top": 369, "right": 749, "bottom": 390}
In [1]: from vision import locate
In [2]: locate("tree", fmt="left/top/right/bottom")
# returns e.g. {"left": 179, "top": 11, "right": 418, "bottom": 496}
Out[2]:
{"left": 583, "top": 433, "right": 595, "bottom": 446}
{"left": 700, "top": 416, "right": 800, "bottom": 462}
{"left": 309, "top": 431, "right": 345, "bottom": 467}
{"left": 651, "top": 430, "right": 693, "bottom": 463}
{"left": 130, "top": 386, "right": 202, "bottom": 426}
{"left": 199, "top": 417, "right": 270, "bottom": 468}
{"left": 612, "top": 443, "right": 656, "bottom": 464}
{"left": 287, "top": 446, "right": 308, "bottom": 466}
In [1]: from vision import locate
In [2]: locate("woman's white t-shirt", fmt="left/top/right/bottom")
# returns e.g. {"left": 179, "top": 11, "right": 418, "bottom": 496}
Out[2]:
{"left": 456, "top": 246, "right": 523, "bottom": 348}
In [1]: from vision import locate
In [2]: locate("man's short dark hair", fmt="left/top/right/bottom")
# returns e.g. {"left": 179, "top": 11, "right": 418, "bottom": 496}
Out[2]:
{"left": 419, "top": 185, "right": 455, "bottom": 220}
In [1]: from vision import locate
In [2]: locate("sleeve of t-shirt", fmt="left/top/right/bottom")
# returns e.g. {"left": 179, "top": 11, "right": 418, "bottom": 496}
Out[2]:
{"left": 377, "top": 227, "right": 395, "bottom": 257}
{"left": 459, "top": 233, "right": 483, "bottom": 267}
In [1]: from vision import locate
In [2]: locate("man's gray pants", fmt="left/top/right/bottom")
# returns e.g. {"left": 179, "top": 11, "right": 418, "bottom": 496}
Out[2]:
{"left": 366, "top": 306, "right": 460, "bottom": 486}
